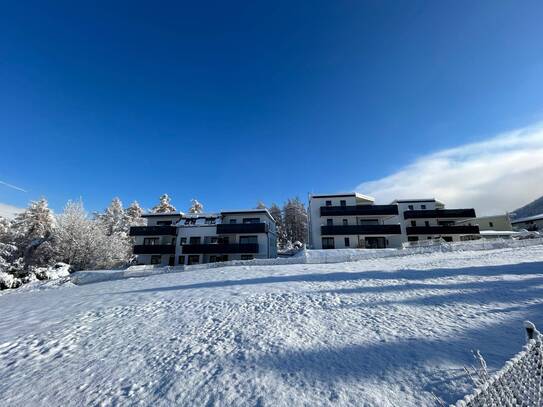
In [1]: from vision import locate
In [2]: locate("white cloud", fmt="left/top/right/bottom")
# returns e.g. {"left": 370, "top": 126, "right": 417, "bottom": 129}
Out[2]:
{"left": 356, "top": 123, "right": 543, "bottom": 216}
{"left": 0, "top": 203, "right": 24, "bottom": 219}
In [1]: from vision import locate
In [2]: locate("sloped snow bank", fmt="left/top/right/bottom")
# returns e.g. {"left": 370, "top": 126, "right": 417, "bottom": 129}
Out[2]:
{"left": 71, "top": 237, "right": 543, "bottom": 286}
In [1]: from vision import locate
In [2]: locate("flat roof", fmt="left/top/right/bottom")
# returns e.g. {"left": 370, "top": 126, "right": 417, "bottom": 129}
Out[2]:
{"left": 141, "top": 212, "right": 184, "bottom": 218}
{"left": 511, "top": 213, "right": 543, "bottom": 224}
{"left": 311, "top": 192, "right": 375, "bottom": 201}
{"left": 390, "top": 198, "right": 445, "bottom": 205}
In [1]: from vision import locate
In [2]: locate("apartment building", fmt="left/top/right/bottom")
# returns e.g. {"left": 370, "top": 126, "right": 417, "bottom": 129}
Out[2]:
{"left": 308, "top": 193, "right": 479, "bottom": 249}
{"left": 308, "top": 193, "right": 403, "bottom": 249}
{"left": 394, "top": 199, "right": 479, "bottom": 243}
{"left": 130, "top": 209, "right": 277, "bottom": 266}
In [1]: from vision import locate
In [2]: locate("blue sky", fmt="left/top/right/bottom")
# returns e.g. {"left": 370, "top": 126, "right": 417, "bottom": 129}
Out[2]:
{"left": 1, "top": 1, "right": 543, "bottom": 215}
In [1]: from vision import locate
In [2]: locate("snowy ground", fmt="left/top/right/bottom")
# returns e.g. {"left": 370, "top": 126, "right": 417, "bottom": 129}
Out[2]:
{"left": 1, "top": 246, "right": 543, "bottom": 406}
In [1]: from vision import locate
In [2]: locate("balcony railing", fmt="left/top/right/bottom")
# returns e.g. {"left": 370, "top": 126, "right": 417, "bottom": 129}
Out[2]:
{"left": 406, "top": 225, "right": 480, "bottom": 235}
{"left": 133, "top": 244, "right": 176, "bottom": 254}
{"left": 403, "top": 209, "right": 476, "bottom": 220}
{"left": 321, "top": 225, "right": 402, "bottom": 235}
{"left": 216, "top": 223, "right": 268, "bottom": 234}
{"left": 181, "top": 243, "right": 259, "bottom": 254}
{"left": 320, "top": 205, "right": 398, "bottom": 217}
{"left": 129, "top": 226, "right": 177, "bottom": 236}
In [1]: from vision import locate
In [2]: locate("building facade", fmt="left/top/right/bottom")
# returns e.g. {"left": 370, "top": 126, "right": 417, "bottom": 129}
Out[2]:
{"left": 130, "top": 209, "right": 277, "bottom": 266}
{"left": 511, "top": 213, "right": 543, "bottom": 232}
{"left": 308, "top": 193, "right": 479, "bottom": 249}
{"left": 308, "top": 193, "right": 403, "bottom": 250}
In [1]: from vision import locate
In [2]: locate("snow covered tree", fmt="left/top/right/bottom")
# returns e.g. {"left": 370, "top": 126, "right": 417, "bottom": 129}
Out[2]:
{"left": 283, "top": 197, "right": 308, "bottom": 245}
{"left": 256, "top": 201, "right": 266, "bottom": 209}
{"left": 96, "top": 197, "right": 130, "bottom": 236}
{"left": 152, "top": 194, "right": 177, "bottom": 213}
{"left": 55, "top": 200, "right": 129, "bottom": 271}
{"left": 189, "top": 199, "right": 204, "bottom": 214}
{"left": 269, "top": 203, "right": 287, "bottom": 249}
{"left": 126, "top": 201, "right": 145, "bottom": 226}
{"left": 10, "top": 198, "right": 55, "bottom": 266}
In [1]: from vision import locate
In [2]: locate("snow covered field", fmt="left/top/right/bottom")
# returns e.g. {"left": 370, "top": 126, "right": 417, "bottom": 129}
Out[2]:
{"left": 1, "top": 246, "right": 543, "bottom": 406}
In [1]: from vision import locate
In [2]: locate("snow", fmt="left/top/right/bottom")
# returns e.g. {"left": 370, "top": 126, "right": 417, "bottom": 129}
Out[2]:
{"left": 1, "top": 245, "right": 543, "bottom": 406}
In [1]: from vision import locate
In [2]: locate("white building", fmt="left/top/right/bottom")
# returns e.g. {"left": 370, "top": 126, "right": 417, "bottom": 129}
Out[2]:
{"left": 308, "top": 193, "right": 403, "bottom": 249}
{"left": 130, "top": 209, "right": 277, "bottom": 266}
{"left": 394, "top": 198, "right": 479, "bottom": 243}
{"left": 308, "top": 193, "right": 479, "bottom": 249}
{"left": 511, "top": 213, "right": 543, "bottom": 232}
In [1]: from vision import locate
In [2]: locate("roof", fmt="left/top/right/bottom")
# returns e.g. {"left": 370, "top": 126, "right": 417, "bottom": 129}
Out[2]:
{"left": 311, "top": 192, "right": 375, "bottom": 201}
{"left": 511, "top": 213, "right": 543, "bottom": 224}
{"left": 141, "top": 212, "right": 184, "bottom": 218}
{"left": 220, "top": 208, "right": 275, "bottom": 221}
{"left": 390, "top": 198, "right": 445, "bottom": 205}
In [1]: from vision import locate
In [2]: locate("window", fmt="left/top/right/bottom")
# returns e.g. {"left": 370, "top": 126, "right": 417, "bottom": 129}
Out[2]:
{"left": 424, "top": 221, "right": 430, "bottom": 227}
{"left": 340, "top": 200, "right": 346, "bottom": 206}
{"left": 342, "top": 219, "right": 348, "bottom": 226}
{"left": 187, "top": 255, "right": 200, "bottom": 265}
{"left": 239, "top": 236, "right": 258, "bottom": 244}
{"left": 322, "top": 237, "right": 335, "bottom": 249}
{"left": 209, "top": 255, "right": 219, "bottom": 263}
{"left": 204, "top": 236, "right": 218, "bottom": 244}
{"left": 179, "top": 237, "right": 187, "bottom": 245}
{"left": 205, "top": 218, "right": 216, "bottom": 224}
{"left": 184, "top": 218, "right": 196, "bottom": 225}
{"left": 408, "top": 205, "right": 414, "bottom": 210}
{"left": 489, "top": 222, "right": 494, "bottom": 228}
{"left": 229, "top": 219, "right": 237, "bottom": 224}
{"left": 408, "top": 236, "right": 419, "bottom": 242}
{"left": 189, "top": 236, "right": 201, "bottom": 244}
{"left": 156, "top": 220, "right": 172, "bottom": 226}
{"left": 442, "top": 236, "right": 453, "bottom": 242}
{"left": 344, "top": 237, "right": 350, "bottom": 247}
{"left": 410, "top": 220, "right": 416, "bottom": 227}
{"left": 241, "top": 255, "right": 254, "bottom": 260}
{"left": 325, "top": 200, "right": 332, "bottom": 206}
{"left": 243, "top": 218, "right": 260, "bottom": 224}
{"left": 421, "top": 205, "right": 426, "bottom": 210}
{"left": 327, "top": 219, "right": 333, "bottom": 226}
{"left": 143, "top": 238, "right": 159, "bottom": 245}
{"left": 171, "top": 238, "right": 176, "bottom": 245}
{"left": 427, "top": 237, "right": 432, "bottom": 239}
{"left": 178, "top": 256, "right": 185, "bottom": 265}
{"left": 168, "top": 256, "right": 175, "bottom": 266}
{"left": 150, "top": 255, "right": 161, "bottom": 264}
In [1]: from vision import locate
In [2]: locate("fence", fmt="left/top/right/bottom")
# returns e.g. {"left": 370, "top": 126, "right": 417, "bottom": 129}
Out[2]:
{"left": 452, "top": 322, "right": 543, "bottom": 407}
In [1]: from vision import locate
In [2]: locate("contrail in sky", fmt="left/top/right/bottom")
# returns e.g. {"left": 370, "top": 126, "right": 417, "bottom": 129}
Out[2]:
{"left": 0, "top": 180, "right": 27, "bottom": 193}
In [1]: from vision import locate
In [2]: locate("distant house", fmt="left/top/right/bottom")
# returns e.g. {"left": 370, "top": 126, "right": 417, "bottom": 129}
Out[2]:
{"left": 456, "top": 214, "right": 515, "bottom": 239}
{"left": 130, "top": 209, "right": 277, "bottom": 266}
{"left": 511, "top": 213, "right": 543, "bottom": 232}
{"left": 308, "top": 193, "right": 479, "bottom": 249}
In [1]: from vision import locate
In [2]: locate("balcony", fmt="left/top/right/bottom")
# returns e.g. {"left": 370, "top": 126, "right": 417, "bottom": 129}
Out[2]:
{"left": 403, "top": 209, "right": 476, "bottom": 220}
{"left": 133, "top": 244, "right": 176, "bottom": 254}
{"left": 321, "top": 225, "right": 402, "bottom": 235}
{"left": 320, "top": 205, "right": 398, "bottom": 217}
{"left": 406, "top": 225, "right": 480, "bottom": 235}
{"left": 181, "top": 243, "right": 259, "bottom": 254}
{"left": 216, "top": 223, "right": 268, "bottom": 234}
{"left": 129, "top": 226, "right": 177, "bottom": 236}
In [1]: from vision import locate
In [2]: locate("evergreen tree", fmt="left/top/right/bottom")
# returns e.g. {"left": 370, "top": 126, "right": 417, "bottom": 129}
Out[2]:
{"left": 97, "top": 197, "right": 130, "bottom": 236}
{"left": 269, "top": 203, "right": 287, "bottom": 249}
{"left": 152, "top": 194, "right": 177, "bottom": 213}
{"left": 126, "top": 201, "right": 145, "bottom": 226}
{"left": 11, "top": 198, "right": 55, "bottom": 266}
{"left": 189, "top": 199, "right": 204, "bottom": 214}
{"left": 283, "top": 197, "right": 308, "bottom": 245}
